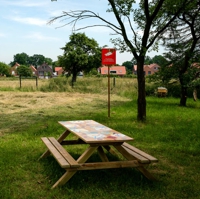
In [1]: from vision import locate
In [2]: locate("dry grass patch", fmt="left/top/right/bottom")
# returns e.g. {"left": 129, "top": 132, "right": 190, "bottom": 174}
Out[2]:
{"left": 0, "top": 91, "right": 130, "bottom": 135}
{"left": 0, "top": 91, "right": 129, "bottom": 114}
{"left": 0, "top": 78, "right": 48, "bottom": 90}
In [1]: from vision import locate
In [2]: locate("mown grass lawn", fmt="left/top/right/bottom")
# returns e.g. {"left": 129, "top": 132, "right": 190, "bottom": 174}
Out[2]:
{"left": 0, "top": 77, "right": 200, "bottom": 199}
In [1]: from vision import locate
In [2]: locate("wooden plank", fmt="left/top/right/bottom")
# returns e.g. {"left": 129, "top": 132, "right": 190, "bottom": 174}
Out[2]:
{"left": 52, "top": 146, "right": 98, "bottom": 189}
{"left": 122, "top": 142, "right": 158, "bottom": 163}
{"left": 121, "top": 145, "right": 150, "bottom": 163}
{"left": 57, "top": 130, "right": 71, "bottom": 143}
{"left": 39, "top": 130, "right": 71, "bottom": 159}
{"left": 77, "top": 146, "right": 98, "bottom": 163}
{"left": 137, "top": 166, "right": 157, "bottom": 180}
{"left": 77, "top": 160, "right": 140, "bottom": 170}
{"left": 115, "top": 145, "right": 150, "bottom": 163}
{"left": 97, "top": 146, "right": 109, "bottom": 162}
{"left": 41, "top": 137, "right": 70, "bottom": 168}
{"left": 48, "top": 137, "right": 80, "bottom": 168}
{"left": 39, "top": 148, "right": 50, "bottom": 159}
{"left": 103, "top": 145, "right": 119, "bottom": 157}
{"left": 52, "top": 171, "right": 77, "bottom": 189}
{"left": 58, "top": 120, "right": 133, "bottom": 144}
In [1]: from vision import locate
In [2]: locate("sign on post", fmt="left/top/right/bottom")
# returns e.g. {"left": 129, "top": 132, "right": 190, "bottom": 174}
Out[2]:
{"left": 101, "top": 48, "right": 116, "bottom": 65}
{"left": 101, "top": 48, "right": 116, "bottom": 118}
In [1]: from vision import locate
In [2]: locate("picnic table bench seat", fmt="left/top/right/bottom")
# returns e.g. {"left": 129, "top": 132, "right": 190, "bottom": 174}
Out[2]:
{"left": 41, "top": 137, "right": 80, "bottom": 169}
{"left": 121, "top": 142, "right": 158, "bottom": 163}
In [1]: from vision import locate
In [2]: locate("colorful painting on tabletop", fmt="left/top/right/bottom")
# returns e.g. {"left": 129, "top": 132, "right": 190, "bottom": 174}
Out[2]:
{"left": 59, "top": 120, "right": 133, "bottom": 143}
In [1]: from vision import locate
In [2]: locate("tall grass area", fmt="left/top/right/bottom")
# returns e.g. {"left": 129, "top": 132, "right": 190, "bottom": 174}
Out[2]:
{"left": 0, "top": 77, "right": 48, "bottom": 91}
{"left": 0, "top": 77, "right": 200, "bottom": 199}
{"left": 0, "top": 76, "right": 138, "bottom": 98}
{"left": 40, "top": 76, "right": 138, "bottom": 98}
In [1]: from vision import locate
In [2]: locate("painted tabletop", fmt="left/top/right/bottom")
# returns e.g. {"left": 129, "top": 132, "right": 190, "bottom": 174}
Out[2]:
{"left": 58, "top": 120, "right": 134, "bottom": 143}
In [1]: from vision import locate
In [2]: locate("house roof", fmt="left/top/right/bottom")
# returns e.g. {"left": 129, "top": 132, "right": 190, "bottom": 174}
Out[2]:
{"left": 191, "top": 63, "right": 200, "bottom": 68}
{"left": 29, "top": 65, "right": 37, "bottom": 71}
{"left": 134, "top": 65, "right": 149, "bottom": 71}
{"left": 100, "top": 66, "right": 126, "bottom": 75}
{"left": 11, "top": 62, "right": 20, "bottom": 68}
{"left": 37, "top": 63, "right": 52, "bottom": 69}
{"left": 14, "top": 62, "right": 20, "bottom": 67}
{"left": 133, "top": 63, "right": 160, "bottom": 71}
{"left": 149, "top": 63, "right": 160, "bottom": 68}
{"left": 55, "top": 67, "right": 63, "bottom": 72}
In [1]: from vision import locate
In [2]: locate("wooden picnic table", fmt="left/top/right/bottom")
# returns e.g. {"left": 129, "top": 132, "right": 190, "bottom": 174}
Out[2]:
{"left": 39, "top": 120, "right": 158, "bottom": 189}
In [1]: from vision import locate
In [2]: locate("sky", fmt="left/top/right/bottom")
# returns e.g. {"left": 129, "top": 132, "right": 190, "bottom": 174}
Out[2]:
{"left": 0, "top": 0, "right": 162, "bottom": 65}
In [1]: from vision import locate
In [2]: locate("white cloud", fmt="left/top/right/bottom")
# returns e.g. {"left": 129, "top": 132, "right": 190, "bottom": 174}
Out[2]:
{"left": 2, "top": 0, "right": 47, "bottom": 7}
{"left": 0, "top": 33, "right": 6, "bottom": 37}
{"left": 25, "top": 32, "right": 60, "bottom": 41}
{"left": 11, "top": 16, "right": 47, "bottom": 26}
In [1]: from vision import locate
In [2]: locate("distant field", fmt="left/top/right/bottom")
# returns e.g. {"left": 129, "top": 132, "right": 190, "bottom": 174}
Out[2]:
{"left": 0, "top": 77, "right": 49, "bottom": 90}
{"left": 0, "top": 76, "right": 139, "bottom": 97}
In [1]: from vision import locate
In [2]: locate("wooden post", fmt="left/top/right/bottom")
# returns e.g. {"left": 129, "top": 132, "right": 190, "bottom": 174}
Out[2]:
{"left": 19, "top": 75, "right": 22, "bottom": 88}
{"left": 108, "top": 66, "right": 110, "bottom": 118}
{"left": 36, "top": 77, "right": 38, "bottom": 88}
{"left": 101, "top": 48, "right": 116, "bottom": 118}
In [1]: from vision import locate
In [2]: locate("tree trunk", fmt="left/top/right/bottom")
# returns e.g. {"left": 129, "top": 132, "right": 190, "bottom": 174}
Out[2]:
{"left": 193, "top": 88, "right": 197, "bottom": 101}
{"left": 137, "top": 57, "right": 146, "bottom": 121}
{"left": 179, "top": 51, "right": 192, "bottom": 106}
{"left": 72, "top": 73, "right": 77, "bottom": 83}
{"left": 72, "top": 71, "right": 77, "bottom": 87}
{"left": 180, "top": 86, "right": 187, "bottom": 106}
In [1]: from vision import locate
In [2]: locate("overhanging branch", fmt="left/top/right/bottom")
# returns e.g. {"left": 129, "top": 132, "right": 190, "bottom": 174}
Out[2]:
{"left": 48, "top": 10, "right": 122, "bottom": 34}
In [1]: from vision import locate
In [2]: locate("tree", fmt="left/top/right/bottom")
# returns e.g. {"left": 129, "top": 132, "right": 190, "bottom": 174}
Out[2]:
{"left": 144, "top": 56, "right": 153, "bottom": 65}
{"left": 17, "top": 65, "right": 32, "bottom": 77}
{"left": 29, "top": 54, "right": 53, "bottom": 66}
{"left": 122, "top": 61, "right": 133, "bottom": 74}
{"left": 151, "top": 55, "right": 167, "bottom": 66}
{"left": 163, "top": 0, "right": 200, "bottom": 106}
{"left": 57, "top": 33, "right": 101, "bottom": 83}
{"left": 29, "top": 54, "right": 46, "bottom": 66}
{"left": 10, "top": 52, "right": 29, "bottom": 66}
{"left": 148, "top": 59, "right": 176, "bottom": 86}
{"left": 44, "top": 57, "right": 53, "bottom": 65}
{"left": 50, "top": 0, "right": 193, "bottom": 121}
{"left": 10, "top": 53, "right": 53, "bottom": 68}
{"left": 0, "top": 62, "right": 10, "bottom": 76}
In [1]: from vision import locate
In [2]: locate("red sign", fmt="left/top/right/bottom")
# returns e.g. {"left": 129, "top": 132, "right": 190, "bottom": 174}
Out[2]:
{"left": 101, "top": 48, "right": 116, "bottom": 65}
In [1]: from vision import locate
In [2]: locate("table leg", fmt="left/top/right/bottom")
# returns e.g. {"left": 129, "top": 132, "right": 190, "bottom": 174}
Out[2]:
{"left": 114, "top": 145, "right": 156, "bottom": 180}
{"left": 114, "top": 145, "right": 137, "bottom": 160}
{"left": 51, "top": 170, "right": 76, "bottom": 189}
{"left": 77, "top": 146, "right": 98, "bottom": 163}
{"left": 51, "top": 146, "right": 98, "bottom": 188}
{"left": 97, "top": 146, "right": 109, "bottom": 162}
{"left": 103, "top": 145, "right": 119, "bottom": 157}
{"left": 136, "top": 166, "right": 157, "bottom": 180}
{"left": 39, "top": 130, "right": 71, "bottom": 159}
{"left": 57, "top": 130, "right": 71, "bottom": 143}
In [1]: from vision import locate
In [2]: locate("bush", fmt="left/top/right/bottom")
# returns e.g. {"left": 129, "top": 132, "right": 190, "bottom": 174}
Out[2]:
{"left": 165, "top": 83, "right": 200, "bottom": 99}
{"left": 17, "top": 65, "right": 32, "bottom": 77}
{"left": 167, "top": 84, "right": 181, "bottom": 97}
{"left": 145, "top": 84, "right": 157, "bottom": 96}
{"left": 40, "top": 77, "right": 71, "bottom": 92}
